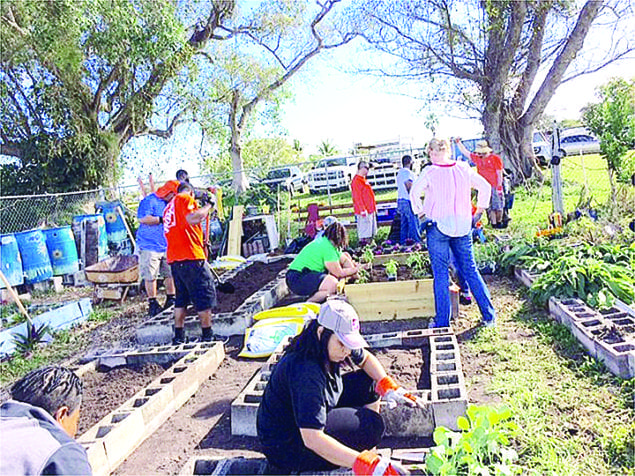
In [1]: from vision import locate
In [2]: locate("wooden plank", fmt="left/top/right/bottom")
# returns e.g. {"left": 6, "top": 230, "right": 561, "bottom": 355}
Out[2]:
{"left": 293, "top": 199, "right": 397, "bottom": 218}
{"left": 226, "top": 206, "right": 244, "bottom": 256}
{"left": 345, "top": 279, "right": 436, "bottom": 321}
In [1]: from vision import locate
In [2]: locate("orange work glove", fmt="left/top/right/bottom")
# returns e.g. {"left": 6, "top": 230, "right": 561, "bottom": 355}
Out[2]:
{"left": 376, "top": 376, "right": 424, "bottom": 409}
{"left": 353, "top": 450, "right": 409, "bottom": 476}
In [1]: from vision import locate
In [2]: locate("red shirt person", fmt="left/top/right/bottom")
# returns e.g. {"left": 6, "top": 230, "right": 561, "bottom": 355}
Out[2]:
{"left": 455, "top": 139, "right": 505, "bottom": 227}
{"left": 163, "top": 181, "right": 216, "bottom": 344}
{"left": 351, "top": 161, "right": 377, "bottom": 244}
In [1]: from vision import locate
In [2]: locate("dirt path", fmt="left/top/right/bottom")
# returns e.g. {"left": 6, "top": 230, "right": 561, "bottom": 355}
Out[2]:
{"left": 114, "top": 276, "right": 526, "bottom": 475}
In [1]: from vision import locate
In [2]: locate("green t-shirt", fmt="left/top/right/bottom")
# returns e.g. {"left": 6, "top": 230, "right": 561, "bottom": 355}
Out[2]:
{"left": 289, "top": 236, "right": 342, "bottom": 273}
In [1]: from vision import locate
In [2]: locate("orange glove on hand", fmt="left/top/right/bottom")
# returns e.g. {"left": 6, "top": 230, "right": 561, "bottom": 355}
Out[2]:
{"left": 353, "top": 450, "right": 409, "bottom": 476}
{"left": 376, "top": 376, "right": 424, "bottom": 409}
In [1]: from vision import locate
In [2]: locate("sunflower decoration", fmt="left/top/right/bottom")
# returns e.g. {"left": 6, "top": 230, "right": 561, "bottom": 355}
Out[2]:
{"left": 105, "top": 212, "right": 118, "bottom": 223}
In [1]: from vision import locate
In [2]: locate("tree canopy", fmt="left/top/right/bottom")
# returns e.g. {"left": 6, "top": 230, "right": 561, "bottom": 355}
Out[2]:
{"left": 1, "top": 0, "right": 233, "bottom": 195}
{"left": 355, "top": 0, "right": 635, "bottom": 182}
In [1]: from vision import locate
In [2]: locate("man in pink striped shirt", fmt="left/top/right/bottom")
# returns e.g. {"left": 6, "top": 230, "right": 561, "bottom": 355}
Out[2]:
{"left": 410, "top": 138, "right": 496, "bottom": 328}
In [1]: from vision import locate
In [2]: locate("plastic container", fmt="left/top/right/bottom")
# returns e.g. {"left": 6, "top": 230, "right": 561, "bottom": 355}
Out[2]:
{"left": 95, "top": 201, "right": 131, "bottom": 254}
{"left": 14, "top": 230, "right": 53, "bottom": 284}
{"left": 0, "top": 234, "right": 24, "bottom": 288}
{"left": 72, "top": 214, "right": 108, "bottom": 267}
{"left": 43, "top": 226, "right": 79, "bottom": 276}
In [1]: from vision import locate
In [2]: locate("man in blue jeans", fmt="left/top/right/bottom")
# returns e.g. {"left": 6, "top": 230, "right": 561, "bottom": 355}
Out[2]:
{"left": 396, "top": 155, "right": 420, "bottom": 244}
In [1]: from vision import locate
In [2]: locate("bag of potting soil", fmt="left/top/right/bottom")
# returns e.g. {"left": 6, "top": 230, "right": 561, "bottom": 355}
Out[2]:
{"left": 253, "top": 303, "right": 319, "bottom": 321}
{"left": 238, "top": 317, "right": 306, "bottom": 359}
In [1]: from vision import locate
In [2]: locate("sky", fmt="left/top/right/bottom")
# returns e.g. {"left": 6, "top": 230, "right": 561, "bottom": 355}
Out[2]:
{"left": 122, "top": 38, "right": 633, "bottom": 186}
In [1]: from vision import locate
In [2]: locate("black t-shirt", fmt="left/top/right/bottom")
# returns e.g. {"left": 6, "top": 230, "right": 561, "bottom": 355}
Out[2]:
{"left": 257, "top": 348, "right": 365, "bottom": 448}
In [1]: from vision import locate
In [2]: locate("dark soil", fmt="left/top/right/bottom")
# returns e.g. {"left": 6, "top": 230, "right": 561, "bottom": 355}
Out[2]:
{"left": 598, "top": 326, "right": 625, "bottom": 345}
{"left": 374, "top": 348, "right": 430, "bottom": 390}
{"left": 78, "top": 362, "right": 169, "bottom": 435}
{"left": 213, "top": 260, "right": 290, "bottom": 313}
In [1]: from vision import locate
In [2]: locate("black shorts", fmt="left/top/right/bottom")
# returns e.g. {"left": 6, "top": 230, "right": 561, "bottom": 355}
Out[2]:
{"left": 170, "top": 260, "right": 217, "bottom": 312}
{"left": 286, "top": 268, "right": 326, "bottom": 296}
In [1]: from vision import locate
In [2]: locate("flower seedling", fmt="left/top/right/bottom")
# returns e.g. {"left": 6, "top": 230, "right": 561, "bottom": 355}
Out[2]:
{"left": 384, "top": 260, "right": 398, "bottom": 281}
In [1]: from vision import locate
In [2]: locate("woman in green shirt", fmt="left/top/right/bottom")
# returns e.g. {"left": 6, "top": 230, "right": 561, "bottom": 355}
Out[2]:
{"left": 286, "top": 222, "right": 363, "bottom": 302}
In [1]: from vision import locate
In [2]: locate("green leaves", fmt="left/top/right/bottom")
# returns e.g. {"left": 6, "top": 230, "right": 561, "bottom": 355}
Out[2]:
{"left": 426, "top": 405, "right": 523, "bottom": 476}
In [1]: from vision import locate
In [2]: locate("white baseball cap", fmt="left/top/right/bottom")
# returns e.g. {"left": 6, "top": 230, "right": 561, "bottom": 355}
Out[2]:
{"left": 318, "top": 300, "right": 368, "bottom": 350}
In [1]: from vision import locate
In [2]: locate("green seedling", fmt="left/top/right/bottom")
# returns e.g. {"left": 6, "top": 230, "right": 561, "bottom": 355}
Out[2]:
{"left": 425, "top": 405, "right": 523, "bottom": 476}
{"left": 356, "top": 268, "right": 370, "bottom": 284}
{"left": 361, "top": 246, "right": 375, "bottom": 265}
{"left": 12, "top": 322, "right": 52, "bottom": 357}
{"left": 406, "top": 252, "right": 431, "bottom": 278}
{"left": 384, "top": 259, "right": 398, "bottom": 280}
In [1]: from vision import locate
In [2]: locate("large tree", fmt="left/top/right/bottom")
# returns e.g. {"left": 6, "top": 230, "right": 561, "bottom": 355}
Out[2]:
{"left": 355, "top": 0, "right": 635, "bottom": 181}
{"left": 186, "top": 0, "right": 355, "bottom": 192}
{"left": 0, "top": 0, "right": 235, "bottom": 194}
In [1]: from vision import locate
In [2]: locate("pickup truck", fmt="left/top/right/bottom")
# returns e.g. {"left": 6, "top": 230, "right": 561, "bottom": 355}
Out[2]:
{"left": 262, "top": 165, "right": 305, "bottom": 195}
{"left": 306, "top": 156, "right": 358, "bottom": 194}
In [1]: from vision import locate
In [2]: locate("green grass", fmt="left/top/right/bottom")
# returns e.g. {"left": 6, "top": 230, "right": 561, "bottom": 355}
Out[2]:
{"left": 465, "top": 290, "right": 634, "bottom": 475}
{"left": 0, "top": 307, "right": 118, "bottom": 387}
{"left": 508, "top": 154, "right": 613, "bottom": 235}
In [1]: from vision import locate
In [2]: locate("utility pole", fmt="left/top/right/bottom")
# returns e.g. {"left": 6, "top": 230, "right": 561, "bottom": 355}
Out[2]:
{"left": 551, "top": 121, "right": 564, "bottom": 216}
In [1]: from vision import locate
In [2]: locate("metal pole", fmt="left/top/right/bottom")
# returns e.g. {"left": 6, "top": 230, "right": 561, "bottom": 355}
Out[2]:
{"left": 551, "top": 122, "right": 564, "bottom": 215}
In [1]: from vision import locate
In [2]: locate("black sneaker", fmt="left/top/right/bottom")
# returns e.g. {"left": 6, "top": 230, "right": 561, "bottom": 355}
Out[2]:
{"left": 148, "top": 300, "right": 163, "bottom": 317}
{"left": 201, "top": 333, "right": 214, "bottom": 342}
{"left": 459, "top": 294, "right": 472, "bottom": 305}
{"left": 172, "top": 336, "right": 186, "bottom": 345}
{"left": 163, "top": 296, "right": 176, "bottom": 310}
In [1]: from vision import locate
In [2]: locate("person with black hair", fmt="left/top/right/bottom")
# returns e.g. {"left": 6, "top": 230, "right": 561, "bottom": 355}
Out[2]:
{"left": 176, "top": 169, "right": 190, "bottom": 183}
{"left": 0, "top": 366, "right": 92, "bottom": 475}
{"left": 257, "top": 299, "right": 419, "bottom": 475}
{"left": 163, "top": 181, "right": 217, "bottom": 344}
{"left": 286, "top": 222, "right": 364, "bottom": 303}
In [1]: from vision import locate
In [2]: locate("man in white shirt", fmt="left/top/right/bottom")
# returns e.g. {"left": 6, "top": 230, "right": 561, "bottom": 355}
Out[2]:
{"left": 396, "top": 155, "right": 420, "bottom": 244}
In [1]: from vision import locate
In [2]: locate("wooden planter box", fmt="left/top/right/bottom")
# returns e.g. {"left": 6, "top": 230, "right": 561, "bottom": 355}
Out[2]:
{"left": 344, "top": 279, "right": 458, "bottom": 321}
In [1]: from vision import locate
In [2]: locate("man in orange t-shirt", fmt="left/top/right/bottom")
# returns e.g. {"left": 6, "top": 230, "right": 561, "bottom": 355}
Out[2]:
{"left": 455, "top": 139, "right": 504, "bottom": 227}
{"left": 163, "top": 181, "right": 216, "bottom": 344}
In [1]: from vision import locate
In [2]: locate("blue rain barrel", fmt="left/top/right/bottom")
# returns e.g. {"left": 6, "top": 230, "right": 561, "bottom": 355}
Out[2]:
{"left": 43, "top": 226, "right": 79, "bottom": 276}
{"left": 0, "top": 234, "right": 24, "bottom": 288}
{"left": 72, "top": 214, "right": 108, "bottom": 267}
{"left": 14, "top": 230, "right": 53, "bottom": 284}
{"left": 95, "top": 201, "right": 131, "bottom": 255}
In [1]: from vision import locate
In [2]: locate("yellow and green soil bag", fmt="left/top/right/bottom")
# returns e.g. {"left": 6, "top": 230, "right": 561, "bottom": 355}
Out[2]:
{"left": 238, "top": 317, "right": 305, "bottom": 358}
{"left": 252, "top": 303, "right": 319, "bottom": 321}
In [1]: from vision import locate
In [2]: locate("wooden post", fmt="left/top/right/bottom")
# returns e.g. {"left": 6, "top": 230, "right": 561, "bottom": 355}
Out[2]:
{"left": 551, "top": 122, "right": 565, "bottom": 215}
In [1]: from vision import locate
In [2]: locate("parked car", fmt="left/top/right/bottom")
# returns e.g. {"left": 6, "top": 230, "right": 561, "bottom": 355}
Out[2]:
{"left": 306, "top": 156, "right": 358, "bottom": 194}
{"left": 262, "top": 165, "right": 305, "bottom": 195}
{"left": 454, "top": 132, "right": 551, "bottom": 166}
{"left": 560, "top": 128, "right": 601, "bottom": 156}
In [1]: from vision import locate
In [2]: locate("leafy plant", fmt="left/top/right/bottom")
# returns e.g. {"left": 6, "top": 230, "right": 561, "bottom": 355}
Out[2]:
{"left": 473, "top": 242, "right": 501, "bottom": 269}
{"left": 425, "top": 405, "right": 522, "bottom": 476}
{"left": 406, "top": 252, "right": 432, "bottom": 278}
{"left": 356, "top": 268, "right": 370, "bottom": 284}
{"left": 384, "top": 259, "right": 398, "bottom": 279}
{"left": 361, "top": 246, "right": 375, "bottom": 265}
{"left": 12, "top": 322, "right": 52, "bottom": 356}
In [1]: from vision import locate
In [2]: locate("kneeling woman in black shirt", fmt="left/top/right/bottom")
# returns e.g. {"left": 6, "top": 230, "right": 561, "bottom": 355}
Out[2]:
{"left": 257, "top": 299, "right": 422, "bottom": 475}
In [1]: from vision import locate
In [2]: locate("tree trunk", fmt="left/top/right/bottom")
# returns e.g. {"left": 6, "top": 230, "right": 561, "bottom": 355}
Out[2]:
{"left": 230, "top": 125, "right": 248, "bottom": 193}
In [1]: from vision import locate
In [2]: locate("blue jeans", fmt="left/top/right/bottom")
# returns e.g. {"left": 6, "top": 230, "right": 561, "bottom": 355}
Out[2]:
{"left": 397, "top": 199, "right": 421, "bottom": 244}
{"left": 425, "top": 224, "right": 495, "bottom": 327}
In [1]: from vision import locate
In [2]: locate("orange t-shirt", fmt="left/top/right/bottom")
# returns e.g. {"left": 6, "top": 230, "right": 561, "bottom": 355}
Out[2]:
{"left": 470, "top": 152, "right": 503, "bottom": 188}
{"left": 163, "top": 193, "right": 206, "bottom": 263}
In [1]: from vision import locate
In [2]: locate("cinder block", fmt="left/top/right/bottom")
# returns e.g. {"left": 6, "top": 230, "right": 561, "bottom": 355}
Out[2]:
{"left": 594, "top": 340, "right": 634, "bottom": 379}
{"left": 514, "top": 267, "right": 536, "bottom": 288}
{"left": 381, "top": 391, "right": 435, "bottom": 436}
{"left": 365, "top": 332, "right": 402, "bottom": 348}
{"left": 79, "top": 343, "right": 225, "bottom": 476}
{"left": 136, "top": 324, "right": 173, "bottom": 345}
{"left": 83, "top": 441, "right": 109, "bottom": 476}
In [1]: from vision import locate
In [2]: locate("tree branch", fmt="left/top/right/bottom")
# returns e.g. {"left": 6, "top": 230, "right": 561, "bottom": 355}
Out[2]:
{"left": 523, "top": 0, "right": 603, "bottom": 125}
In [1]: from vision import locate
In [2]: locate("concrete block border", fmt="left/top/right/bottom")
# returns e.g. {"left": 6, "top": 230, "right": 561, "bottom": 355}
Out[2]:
{"left": 231, "top": 328, "right": 468, "bottom": 438}
{"left": 77, "top": 342, "right": 225, "bottom": 476}
{"left": 514, "top": 268, "right": 635, "bottom": 379}
{"left": 136, "top": 268, "right": 290, "bottom": 344}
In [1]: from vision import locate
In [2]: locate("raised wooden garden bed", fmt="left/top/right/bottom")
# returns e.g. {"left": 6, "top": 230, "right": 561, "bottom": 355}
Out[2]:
{"left": 345, "top": 279, "right": 459, "bottom": 321}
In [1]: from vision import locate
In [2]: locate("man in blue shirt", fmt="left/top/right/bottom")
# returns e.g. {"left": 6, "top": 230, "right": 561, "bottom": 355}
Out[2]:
{"left": 396, "top": 155, "right": 421, "bottom": 244}
{"left": 136, "top": 180, "right": 179, "bottom": 316}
